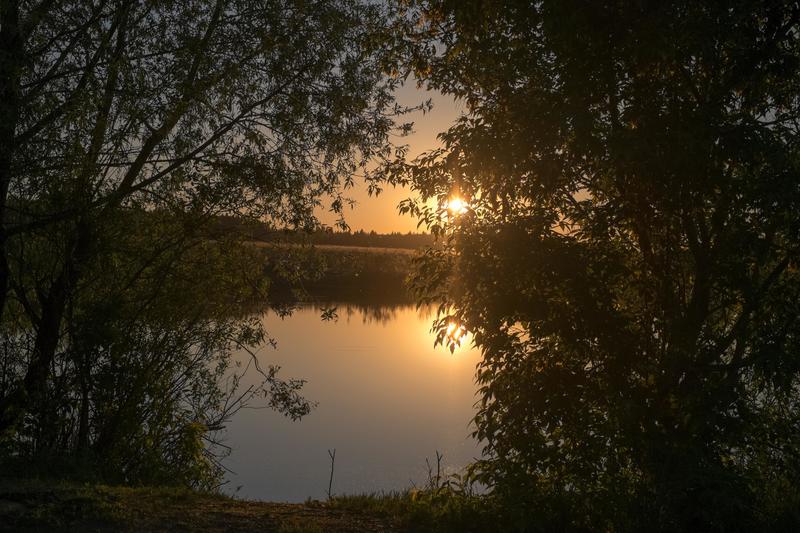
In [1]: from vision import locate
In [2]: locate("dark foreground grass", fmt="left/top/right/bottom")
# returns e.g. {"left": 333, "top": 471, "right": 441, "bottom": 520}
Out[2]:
{"left": 0, "top": 478, "right": 501, "bottom": 532}
{"left": 7, "top": 477, "right": 798, "bottom": 533}
{"left": 328, "top": 489, "right": 497, "bottom": 533}
{"left": 0, "top": 479, "right": 406, "bottom": 532}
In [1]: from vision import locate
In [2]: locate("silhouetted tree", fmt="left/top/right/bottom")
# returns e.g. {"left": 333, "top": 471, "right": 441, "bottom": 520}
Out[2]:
{"left": 388, "top": 1, "right": 800, "bottom": 530}
{"left": 0, "top": 0, "right": 408, "bottom": 486}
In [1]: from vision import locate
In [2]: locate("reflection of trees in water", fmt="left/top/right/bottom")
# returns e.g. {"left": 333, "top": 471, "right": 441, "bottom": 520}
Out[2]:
{"left": 244, "top": 278, "right": 441, "bottom": 328}
{"left": 261, "top": 276, "right": 425, "bottom": 325}
{"left": 321, "top": 302, "right": 438, "bottom": 326}
{"left": 254, "top": 297, "right": 435, "bottom": 326}
{"left": 318, "top": 302, "right": 414, "bottom": 325}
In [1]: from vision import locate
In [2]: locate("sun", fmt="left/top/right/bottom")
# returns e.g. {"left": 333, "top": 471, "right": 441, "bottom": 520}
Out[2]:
{"left": 445, "top": 321, "right": 467, "bottom": 344}
{"left": 446, "top": 197, "right": 468, "bottom": 215}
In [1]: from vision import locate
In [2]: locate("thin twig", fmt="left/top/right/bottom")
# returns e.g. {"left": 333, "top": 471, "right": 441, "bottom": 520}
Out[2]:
{"left": 327, "top": 448, "right": 336, "bottom": 500}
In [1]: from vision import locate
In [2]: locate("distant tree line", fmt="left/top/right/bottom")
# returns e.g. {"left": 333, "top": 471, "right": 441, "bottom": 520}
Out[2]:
{"left": 207, "top": 215, "right": 434, "bottom": 250}
{"left": 262, "top": 245, "right": 414, "bottom": 307}
{"left": 302, "top": 229, "right": 434, "bottom": 250}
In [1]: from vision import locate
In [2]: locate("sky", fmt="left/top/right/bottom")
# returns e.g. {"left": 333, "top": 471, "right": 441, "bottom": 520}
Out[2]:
{"left": 317, "top": 83, "right": 464, "bottom": 234}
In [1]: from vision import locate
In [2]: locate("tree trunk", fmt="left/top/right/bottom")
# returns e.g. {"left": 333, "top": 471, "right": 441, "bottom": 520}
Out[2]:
{"left": 0, "top": 0, "right": 21, "bottom": 322}
{"left": 0, "top": 221, "right": 93, "bottom": 435}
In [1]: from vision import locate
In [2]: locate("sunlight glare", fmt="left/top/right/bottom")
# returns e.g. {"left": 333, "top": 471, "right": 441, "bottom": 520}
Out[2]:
{"left": 445, "top": 321, "right": 468, "bottom": 345}
{"left": 446, "top": 197, "right": 468, "bottom": 215}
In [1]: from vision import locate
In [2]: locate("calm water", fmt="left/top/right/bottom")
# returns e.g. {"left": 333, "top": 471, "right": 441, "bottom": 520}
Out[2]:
{"left": 223, "top": 304, "right": 482, "bottom": 502}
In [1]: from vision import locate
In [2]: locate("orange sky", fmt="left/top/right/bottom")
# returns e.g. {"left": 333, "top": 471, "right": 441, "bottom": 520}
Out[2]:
{"left": 318, "top": 83, "right": 463, "bottom": 233}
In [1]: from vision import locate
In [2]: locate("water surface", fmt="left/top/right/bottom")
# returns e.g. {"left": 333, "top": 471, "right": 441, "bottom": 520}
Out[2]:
{"left": 224, "top": 304, "right": 482, "bottom": 502}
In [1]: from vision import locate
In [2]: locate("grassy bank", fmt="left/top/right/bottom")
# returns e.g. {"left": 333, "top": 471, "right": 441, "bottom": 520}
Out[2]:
{"left": 0, "top": 480, "right": 405, "bottom": 533}
{"left": 327, "top": 490, "right": 496, "bottom": 533}
{"left": 259, "top": 242, "right": 416, "bottom": 307}
{"left": 0, "top": 479, "right": 503, "bottom": 533}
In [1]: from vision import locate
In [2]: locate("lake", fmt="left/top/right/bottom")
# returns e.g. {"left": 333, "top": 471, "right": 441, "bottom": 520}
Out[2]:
{"left": 223, "top": 303, "right": 483, "bottom": 502}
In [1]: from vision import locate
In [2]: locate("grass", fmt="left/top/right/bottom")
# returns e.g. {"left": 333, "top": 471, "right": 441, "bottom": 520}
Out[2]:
{"left": 0, "top": 453, "right": 497, "bottom": 532}
{"left": 277, "top": 520, "right": 325, "bottom": 533}
{"left": 328, "top": 487, "right": 496, "bottom": 533}
{"left": 0, "top": 477, "right": 500, "bottom": 532}
{"left": 0, "top": 479, "right": 400, "bottom": 532}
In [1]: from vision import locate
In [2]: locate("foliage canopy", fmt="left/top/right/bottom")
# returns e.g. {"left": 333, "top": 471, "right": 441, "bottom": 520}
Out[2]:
{"left": 0, "top": 0, "right": 406, "bottom": 487}
{"left": 389, "top": 1, "right": 800, "bottom": 530}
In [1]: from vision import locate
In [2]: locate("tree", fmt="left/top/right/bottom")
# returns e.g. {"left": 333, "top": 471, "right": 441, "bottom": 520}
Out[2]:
{"left": 0, "top": 0, "right": 408, "bottom": 484}
{"left": 388, "top": 1, "right": 800, "bottom": 530}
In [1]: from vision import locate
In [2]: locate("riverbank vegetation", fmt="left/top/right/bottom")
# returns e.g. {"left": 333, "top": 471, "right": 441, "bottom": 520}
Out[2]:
{"left": 1, "top": 473, "right": 493, "bottom": 533}
{"left": 4, "top": 477, "right": 799, "bottom": 533}
{"left": 2, "top": 0, "right": 800, "bottom": 531}
{"left": 207, "top": 216, "right": 435, "bottom": 251}
{"left": 0, "top": 479, "right": 397, "bottom": 532}
{"left": 259, "top": 241, "right": 414, "bottom": 307}
{"left": 380, "top": 1, "right": 800, "bottom": 531}
{"left": 0, "top": 0, "right": 412, "bottom": 494}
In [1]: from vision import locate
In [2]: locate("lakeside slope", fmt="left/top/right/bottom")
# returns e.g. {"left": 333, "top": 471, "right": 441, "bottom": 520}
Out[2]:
{"left": 0, "top": 481, "right": 399, "bottom": 533}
